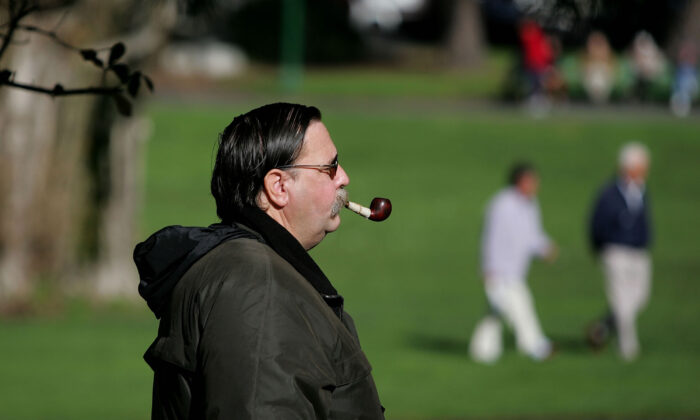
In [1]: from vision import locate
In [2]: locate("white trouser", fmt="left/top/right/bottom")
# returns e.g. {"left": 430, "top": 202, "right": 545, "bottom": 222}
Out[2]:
{"left": 470, "top": 277, "right": 551, "bottom": 362}
{"left": 602, "top": 245, "right": 652, "bottom": 360}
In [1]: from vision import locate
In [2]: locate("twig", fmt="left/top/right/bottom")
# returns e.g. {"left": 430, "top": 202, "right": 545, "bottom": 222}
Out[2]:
{"left": 0, "top": 1, "right": 37, "bottom": 61}
{"left": 17, "top": 23, "right": 78, "bottom": 50}
{"left": 50, "top": 8, "right": 69, "bottom": 32}
{"left": 1, "top": 78, "right": 122, "bottom": 96}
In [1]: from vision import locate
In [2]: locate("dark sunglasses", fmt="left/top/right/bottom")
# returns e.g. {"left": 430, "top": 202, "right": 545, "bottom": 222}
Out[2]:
{"left": 278, "top": 158, "right": 339, "bottom": 179}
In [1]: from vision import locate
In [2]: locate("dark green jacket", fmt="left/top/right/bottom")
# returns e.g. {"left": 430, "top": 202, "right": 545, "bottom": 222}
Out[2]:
{"left": 137, "top": 224, "right": 384, "bottom": 419}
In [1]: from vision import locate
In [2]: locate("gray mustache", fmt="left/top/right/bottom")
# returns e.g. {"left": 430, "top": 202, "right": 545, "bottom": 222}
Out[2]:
{"left": 331, "top": 189, "right": 348, "bottom": 217}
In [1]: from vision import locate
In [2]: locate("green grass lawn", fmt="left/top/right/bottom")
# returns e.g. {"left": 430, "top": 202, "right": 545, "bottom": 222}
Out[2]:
{"left": 218, "top": 50, "right": 511, "bottom": 99}
{"left": 0, "top": 301, "right": 155, "bottom": 420}
{"left": 2, "top": 99, "right": 699, "bottom": 419}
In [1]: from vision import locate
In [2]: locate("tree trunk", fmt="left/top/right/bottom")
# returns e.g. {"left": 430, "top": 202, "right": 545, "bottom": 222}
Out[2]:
{"left": 93, "top": 111, "right": 150, "bottom": 296}
{"left": 446, "top": 0, "right": 484, "bottom": 68}
{"left": 0, "top": 19, "right": 97, "bottom": 306}
{"left": 0, "top": 1, "right": 175, "bottom": 310}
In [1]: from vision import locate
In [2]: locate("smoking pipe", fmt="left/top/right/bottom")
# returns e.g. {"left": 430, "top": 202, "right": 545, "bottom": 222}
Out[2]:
{"left": 345, "top": 197, "right": 392, "bottom": 222}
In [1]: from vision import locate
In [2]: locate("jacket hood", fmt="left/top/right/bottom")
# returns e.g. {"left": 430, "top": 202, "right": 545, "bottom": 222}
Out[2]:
{"left": 134, "top": 223, "right": 259, "bottom": 318}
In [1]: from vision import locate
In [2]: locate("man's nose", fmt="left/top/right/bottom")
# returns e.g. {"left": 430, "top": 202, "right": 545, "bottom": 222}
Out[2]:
{"left": 336, "top": 164, "right": 350, "bottom": 187}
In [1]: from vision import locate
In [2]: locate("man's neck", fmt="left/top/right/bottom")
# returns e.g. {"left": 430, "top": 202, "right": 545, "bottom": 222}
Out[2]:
{"left": 263, "top": 207, "right": 310, "bottom": 250}
{"left": 620, "top": 176, "right": 645, "bottom": 189}
{"left": 513, "top": 186, "right": 534, "bottom": 200}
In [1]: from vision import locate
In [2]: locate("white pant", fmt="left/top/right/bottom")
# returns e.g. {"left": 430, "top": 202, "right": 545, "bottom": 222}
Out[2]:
{"left": 602, "top": 245, "right": 652, "bottom": 360}
{"left": 470, "top": 278, "right": 551, "bottom": 362}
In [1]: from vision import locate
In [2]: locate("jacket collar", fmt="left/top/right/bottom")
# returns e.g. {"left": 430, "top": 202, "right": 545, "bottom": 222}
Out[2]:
{"left": 236, "top": 206, "right": 344, "bottom": 319}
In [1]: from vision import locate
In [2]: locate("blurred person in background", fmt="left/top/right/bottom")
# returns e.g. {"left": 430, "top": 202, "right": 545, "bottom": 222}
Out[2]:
{"left": 582, "top": 31, "right": 615, "bottom": 104}
{"left": 587, "top": 142, "right": 652, "bottom": 361}
{"left": 470, "top": 163, "right": 558, "bottom": 363}
{"left": 630, "top": 31, "right": 667, "bottom": 101}
{"left": 518, "top": 19, "right": 555, "bottom": 114}
{"left": 542, "top": 34, "right": 568, "bottom": 102}
{"left": 134, "top": 103, "right": 385, "bottom": 418}
{"left": 670, "top": 39, "right": 698, "bottom": 117}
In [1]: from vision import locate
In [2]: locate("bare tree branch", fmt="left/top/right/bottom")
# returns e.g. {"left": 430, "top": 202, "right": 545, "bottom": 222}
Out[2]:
{"left": 0, "top": 0, "right": 152, "bottom": 117}
{"left": 49, "top": 7, "right": 68, "bottom": 32}
{"left": 16, "top": 23, "right": 79, "bottom": 49}
{"left": 1, "top": 78, "right": 122, "bottom": 96}
{"left": 0, "top": 0, "right": 37, "bottom": 61}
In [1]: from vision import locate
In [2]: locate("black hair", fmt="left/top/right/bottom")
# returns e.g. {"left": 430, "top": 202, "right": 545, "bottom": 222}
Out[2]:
{"left": 211, "top": 103, "right": 322, "bottom": 222}
{"left": 508, "top": 161, "right": 536, "bottom": 186}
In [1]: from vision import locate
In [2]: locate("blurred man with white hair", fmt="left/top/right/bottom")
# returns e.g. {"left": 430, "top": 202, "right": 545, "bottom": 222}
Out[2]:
{"left": 587, "top": 142, "right": 652, "bottom": 361}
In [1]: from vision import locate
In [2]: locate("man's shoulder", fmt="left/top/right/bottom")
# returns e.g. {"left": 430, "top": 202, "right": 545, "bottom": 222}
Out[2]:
{"left": 193, "top": 238, "right": 347, "bottom": 344}
{"left": 487, "top": 188, "right": 506, "bottom": 205}
{"left": 596, "top": 181, "right": 621, "bottom": 201}
{"left": 195, "top": 237, "right": 298, "bottom": 284}
{"left": 206, "top": 236, "right": 273, "bottom": 263}
{"left": 173, "top": 237, "right": 318, "bottom": 325}
{"left": 488, "top": 188, "right": 521, "bottom": 211}
{"left": 169, "top": 238, "right": 270, "bottom": 304}
{"left": 193, "top": 237, "right": 315, "bottom": 299}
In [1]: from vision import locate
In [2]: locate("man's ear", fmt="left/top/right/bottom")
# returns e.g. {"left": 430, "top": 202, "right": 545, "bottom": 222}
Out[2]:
{"left": 261, "top": 169, "right": 291, "bottom": 208}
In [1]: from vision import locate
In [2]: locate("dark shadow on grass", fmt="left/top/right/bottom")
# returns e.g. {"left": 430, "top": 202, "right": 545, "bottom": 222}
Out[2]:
{"left": 405, "top": 332, "right": 469, "bottom": 357}
{"left": 549, "top": 333, "right": 592, "bottom": 355}
{"left": 406, "top": 331, "right": 593, "bottom": 358}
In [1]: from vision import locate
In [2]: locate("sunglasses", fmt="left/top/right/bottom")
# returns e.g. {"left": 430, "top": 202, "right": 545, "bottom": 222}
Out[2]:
{"left": 278, "top": 157, "right": 339, "bottom": 179}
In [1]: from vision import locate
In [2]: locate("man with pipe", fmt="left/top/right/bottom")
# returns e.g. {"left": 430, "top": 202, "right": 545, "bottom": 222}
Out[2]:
{"left": 134, "top": 103, "right": 385, "bottom": 419}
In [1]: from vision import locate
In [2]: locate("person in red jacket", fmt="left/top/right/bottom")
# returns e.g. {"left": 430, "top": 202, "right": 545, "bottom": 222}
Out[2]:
{"left": 519, "top": 19, "right": 554, "bottom": 97}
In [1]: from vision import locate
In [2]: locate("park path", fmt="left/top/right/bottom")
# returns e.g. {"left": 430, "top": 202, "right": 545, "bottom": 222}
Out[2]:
{"left": 151, "top": 87, "right": 695, "bottom": 122}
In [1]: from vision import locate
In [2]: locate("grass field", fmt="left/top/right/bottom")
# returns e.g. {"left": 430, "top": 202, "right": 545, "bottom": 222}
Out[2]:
{"left": 218, "top": 56, "right": 508, "bottom": 99}
{"left": 2, "top": 97, "right": 699, "bottom": 419}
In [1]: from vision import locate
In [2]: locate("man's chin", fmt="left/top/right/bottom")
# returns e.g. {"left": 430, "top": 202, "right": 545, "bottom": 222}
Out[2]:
{"left": 327, "top": 214, "right": 341, "bottom": 232}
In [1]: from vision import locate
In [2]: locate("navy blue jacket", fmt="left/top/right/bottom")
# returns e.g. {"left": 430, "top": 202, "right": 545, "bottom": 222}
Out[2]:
{"left": 589, "top": 180, "right": 652, "bottom": 253}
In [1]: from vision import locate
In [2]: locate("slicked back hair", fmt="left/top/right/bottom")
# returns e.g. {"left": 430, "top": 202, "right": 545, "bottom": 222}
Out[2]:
{"left": 211, "top": 103, "right": 322, "bottom": 223}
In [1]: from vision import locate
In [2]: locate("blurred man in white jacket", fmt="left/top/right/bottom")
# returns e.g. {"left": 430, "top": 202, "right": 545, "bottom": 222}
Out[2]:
{"left": 470, "top": 163, "right": 558, "bottom": 363}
